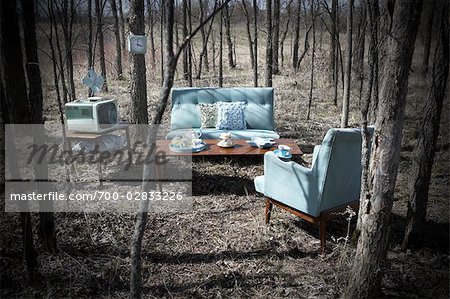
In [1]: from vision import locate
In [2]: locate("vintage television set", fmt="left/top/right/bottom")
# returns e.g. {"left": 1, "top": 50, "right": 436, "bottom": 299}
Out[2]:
{"left": 65, "top": 97, "right": 118, "bottom": 133}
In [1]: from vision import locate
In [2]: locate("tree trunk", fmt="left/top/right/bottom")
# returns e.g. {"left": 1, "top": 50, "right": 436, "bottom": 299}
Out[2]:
{"left": 95, "top": 0, "right": 108, "bottom": 92}
{"left": 242, "top": 0, "right": 255, "bottom": 70}
{"left": 341, "top": 0, "right": 353, "bottom": 128}
{"left": 272, "top": 0, "right": 280, "bottom": 74}
{"left": 219, "top": 2, "right": 224, "bottom": 87}
{"left": 160, "top": 0, "right": 164, "bottom": 85}
{"left": 332, "top": 0, "right": 339, "bottom": 106}
{"left": 330, "top": 0, "right": 337, "bottom": 82}
{"left": 187, "top": 0, "right": 193, "bottom": 86}
{"left": 196, "top": 0, "right": 215, "bottom": 79}
{"left": 280, "top": 4, "right": 291, "bottom": 69}
{"left": 306, "top": 0, "right": 315, "bottom": 120}
{"left": 346, "top": 1, "right": 423, "bottom": 297}
{"left": 402, "top": 1, "right": 448, "bottom": 249}
{"left": 355, "top": 2, "right": 366, "bottom": 106}
{"left": 420, "top": 0, "right": 436, "bottom": 74}
{"left": 182, "top": 0, "right": 189, "bottom": 81}
{"left": 147, "top": 0, "right": 157, "bottom": 68}
{"left": 293, "top": 0, "right": 301, "bottom": 71}
{"left": 118, "top": 0, "right": 126, "bottom": 51}
{"left": 129, "top": 1, "right": 230, "bottom": 296}
{"left": 21, "top": 0, "right": 58, "bottom": 254}
{"left": 253, "top": 0, "right": 258, "bottom": 86}
{"left": 0, "top": 0, "right": 31, "bottom": 124}
{"left": 110, "top": 0, "right": 124, "bottom": 79}
{"left": 265, "top": 0, "right": 273, "bottom": 87}
{"left": 87, "top": 0, "right": 94, "bottom": 96}
{"left": 367, "top": 0, "right": 380, "bottom": 122}
{"left": 224, "top": 3, "right": 235, "bottom": 68}
{"left": 129, "top": 0, "right": 148, "bottom": 125}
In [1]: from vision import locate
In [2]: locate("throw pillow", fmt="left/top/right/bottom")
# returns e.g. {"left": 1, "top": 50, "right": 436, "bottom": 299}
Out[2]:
{"left": 216, "top": 102, "right": 246, "bottom": 130}
{"left": 198, "top": 103, "right": 218, "bottom": 128}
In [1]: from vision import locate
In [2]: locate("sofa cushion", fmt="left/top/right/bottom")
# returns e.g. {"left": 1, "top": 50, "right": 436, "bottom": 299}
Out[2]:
{"left": 165, "top": 129, "right": 280, "bottom": 140}
{"left": 216, "top": 101, "right": 246, "bottom": 130}
{"left": 198, "top": 103, "right": 218, "bottom": 128}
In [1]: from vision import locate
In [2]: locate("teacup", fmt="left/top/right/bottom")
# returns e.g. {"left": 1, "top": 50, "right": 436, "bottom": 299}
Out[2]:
{"left": 278, "top": 145, "right": 292, "bottom": 157}
{"left": 192, "top": 138, "right": 203, "bottom": 146}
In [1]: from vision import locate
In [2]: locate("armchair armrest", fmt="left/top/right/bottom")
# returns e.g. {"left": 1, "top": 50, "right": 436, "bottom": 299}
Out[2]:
{"left": 262, "top": 152, "right": 320, "bottom": 216}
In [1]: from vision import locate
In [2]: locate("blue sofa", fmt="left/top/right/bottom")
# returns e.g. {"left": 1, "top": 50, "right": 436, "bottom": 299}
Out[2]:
{"left": 166, "top": 87, "right": 280, "bottom": 140}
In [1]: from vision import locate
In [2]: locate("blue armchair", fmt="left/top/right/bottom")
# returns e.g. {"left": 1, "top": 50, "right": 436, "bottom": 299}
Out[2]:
{"left": 254, "top": 127, "right": 374, "bottom": 253}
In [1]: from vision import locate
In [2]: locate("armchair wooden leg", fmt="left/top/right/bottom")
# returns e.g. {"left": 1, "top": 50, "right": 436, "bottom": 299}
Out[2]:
{"left": 265, "top": 198, "right": 273, "bottom": 224}
{"left": 319, "top": 216, "right": 327, "bottom": 254}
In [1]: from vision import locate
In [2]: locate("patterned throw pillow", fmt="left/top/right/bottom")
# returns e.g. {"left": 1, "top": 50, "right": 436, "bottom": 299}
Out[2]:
{"left": 198, "top": 103, "right": 218, "bottom": 128}
{"left": 216, "top": 102, "right": 246, "bottom": 130}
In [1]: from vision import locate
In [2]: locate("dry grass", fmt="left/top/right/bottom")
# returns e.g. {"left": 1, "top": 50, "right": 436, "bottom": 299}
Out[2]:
{"left": 1, "top": 22, "right": 448, "bottom": 298}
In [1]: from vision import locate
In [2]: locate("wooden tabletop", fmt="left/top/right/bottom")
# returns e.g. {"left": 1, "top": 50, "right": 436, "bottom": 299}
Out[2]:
{"left": 157, "top": 139, "right": 302, "bottom": 156}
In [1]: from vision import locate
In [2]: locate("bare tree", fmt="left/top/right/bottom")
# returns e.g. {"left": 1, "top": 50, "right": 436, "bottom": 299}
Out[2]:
{"left": 420, "top": 0, "right": 436, "bottom": 74}
{"left": 402, "top": 0, "right": 448, "bottom": 249}
{"left": 346, "top": 0, "right": 423, "bottom": 297}
{"left": 129, "top": 1, "right": 231, "bottom": 296}
{"left": 252, "top": 0, "right": 258, "bottom": 86}
{"left": 196, "top": 0, "right": 216, "bottom": 79}
{"left": 265, "top": 0, "right": 273, "bottom": 87}
{"left": 242, "top": 0, "right": 255, "bottom": 69}
{"left": 292, "top": 0, "right": 301, "bottom": 70}
{"left": 21, "top": 0, "right": 58, "bottom": 254}
{"left": 118, "top": 0, "right": 126, "bottom": 51}
{"left": 129, "top": 0, "right": 148, "bottom": 124}
{"left": 219, "top": 1, "right": 224, "bottom": 86}
{"left": 146, "top": 0, "right": 157, "bottom": 67}
{"left": 279, "top": 1, "right": 292, "bottom": 69}
{"left": 367, "top": 0, "right": 380, "bottom": 122}
{"left": 94, "top": 0, "right": 108, "bottom": 91}
{"left": 87, "top": 0, "right": 94, "bottom": 71}
{"left": 110, "top": 0, "right": 124, "bottom": 79}
{"left": 307, "top": 0, "right": 316, "bottom": 120}
{"left": 224, "top": 2, "right": 236, "bottom": 68}
{"left": 272, "top": 0, "right": 280, "bottom": 74}
{"left": 341, "top": 0, "right": 353, "bottom": 128}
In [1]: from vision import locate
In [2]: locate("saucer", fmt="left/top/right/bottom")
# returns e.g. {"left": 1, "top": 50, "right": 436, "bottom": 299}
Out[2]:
{"left": 217, "top": 141, "right": 234, "bottom": 148}
{"left": 273, "top": 149, "right": 292, "bottom": 159}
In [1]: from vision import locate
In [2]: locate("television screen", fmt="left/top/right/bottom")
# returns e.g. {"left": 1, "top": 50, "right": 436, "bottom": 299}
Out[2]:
{"left": 97, "top": 102, "right": 117, "bottom": 128}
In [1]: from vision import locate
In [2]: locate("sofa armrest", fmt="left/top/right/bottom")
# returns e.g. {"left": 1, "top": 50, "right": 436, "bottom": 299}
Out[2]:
{"left": 312, "top": 145, "right": 321, "bottom": 167}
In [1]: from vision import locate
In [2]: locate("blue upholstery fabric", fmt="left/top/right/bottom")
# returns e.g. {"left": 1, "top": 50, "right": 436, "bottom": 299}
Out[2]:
{"left": 166, "top": 129, "right": 280, "bottom": 140}
{"left": 254, "top": 127, "right": 374, "bottom": 217}
{"left": 168, "top": 87, "right": 276, "bottom": 134}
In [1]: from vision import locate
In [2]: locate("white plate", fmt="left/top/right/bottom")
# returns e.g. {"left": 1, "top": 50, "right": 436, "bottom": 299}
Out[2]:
{"left": 217, "top": 141, "right": 234, "bottom": 148}
{"left": 169, "top": 142, "right": 206, "bottom": 153}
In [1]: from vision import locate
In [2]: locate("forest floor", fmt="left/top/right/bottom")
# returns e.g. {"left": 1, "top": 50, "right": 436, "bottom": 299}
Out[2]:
{"left": 1, "top": 34, "right": 449, "bottom": 298}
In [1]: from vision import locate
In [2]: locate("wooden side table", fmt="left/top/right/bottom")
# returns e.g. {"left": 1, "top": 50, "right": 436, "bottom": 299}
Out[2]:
{"left": 65, "top": 123, "right": 132, "bottom": 185}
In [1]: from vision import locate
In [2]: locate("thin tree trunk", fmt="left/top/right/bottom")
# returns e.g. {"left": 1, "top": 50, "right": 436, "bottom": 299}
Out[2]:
{"left": 307, "top": 0, "right": 315, "bottom": 120}
{"left": 130, "top": 1, "right": 230, "bottom": 296}
{"left": 160, "top": 0, "right": 164, "bottom": 85}
{"left": 253, "top": 0, "right": 258, "bottom": 86}
{"left": 147, "top": 0, "right": 156, "bottom": 68}
{"left": 341, "top": 0, "right": 353, "bottom": 128}
{"left": 355, "top": 2, "right": 366, "bottom": 106}
{"left": 272, "top": 0, "right": 280, "bottom": 74}
{"left": 118, "top": 0, "right": 126, "bottom": 51}
{"left": 346, "top": 1, "right": 423, "bottom": 297}
{"left": 330, "top": 0, "right": 337, "bottom": 80}
{"left": 95, "top": 0, "right": 108, "bottom": 92}
{"left": 332, "top": 0, "right": 339, "bottom": 105}
{"left": 265, "top": 0, "right": 273, "bottom": 87}
{"left": 219, "top": 2, "right": 224, "bottom": 87}
{"left": 182, "top": 0, "right": 189, "bottom": 81}
{"left": 87, "top": 0, "right": 94, "bottom": 96}
{"left": 420, "top": 0, "right": 436, "bottom": 74}
{"left": 196, "top": 0, "right": 215, "bottom": 79}
{"left": 367, "top": 0, "right": 380, "bottom": 122}
{"left": 21, "top": 0, "right": 58, "bottom": 254}
{"left": 187, "top": 0, "right": 193, "bottom": 86}
{"left": 293, "top": 0, "right": 301, "bottom": 70}
{"left": 402, "top": 1, "right": 448, "bottom": 249}
{"left": 224, "top": 3, "right": 235, "bottom": 68}
{"left": 110, "top": 0, "right": 124, "bottom": 79}
{"left": 129, "top": 0, "right": 148, "bottom": 125}
{"left": 242, "top": 0, "right": 255, "bottom": 70}
{"left": 280, "top": 3, "right": 291, "bottom": 69}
